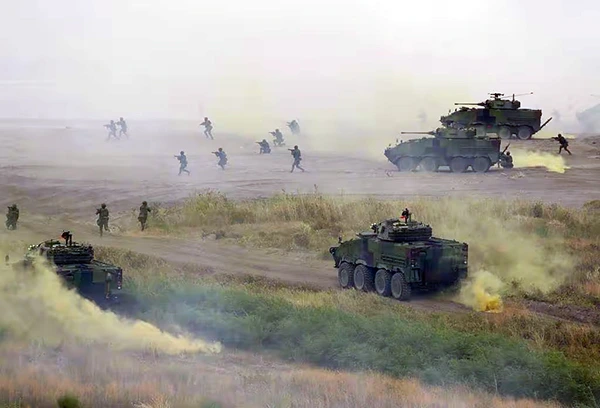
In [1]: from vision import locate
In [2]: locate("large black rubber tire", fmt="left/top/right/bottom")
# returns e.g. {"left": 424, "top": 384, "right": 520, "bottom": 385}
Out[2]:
{"left": 354, "top": 265, "right": 375, "bottom": 292}
{"left": 420, "top": 157, "right": 438, "bottom": 172}
{"left": 472, "top": 156, "right": 491, "bottom": 173}
{"left": 517, "top": 126, "right": 533, "bottom": 140}
{"left": 449, "top": 157, "right": 468, "bottom": 173}
{"left": 374, "top": 269, "right": 392, "bottom": 297}
{"left": 498, "top": 126, "right": 512, "bottom": 139}
{"left": 391, "top": 272, "right": 411, "bottom": 301}
{"left": 396, "top": 157, "right": 417, "bottom": 172}
{"left": 338, "top": 263, "right": 355, "bottom": 289}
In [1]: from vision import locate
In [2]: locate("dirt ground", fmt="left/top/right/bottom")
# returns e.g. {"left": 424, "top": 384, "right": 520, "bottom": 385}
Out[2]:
{"left": 0, "top": 121, "right": 599, "bottom": 321}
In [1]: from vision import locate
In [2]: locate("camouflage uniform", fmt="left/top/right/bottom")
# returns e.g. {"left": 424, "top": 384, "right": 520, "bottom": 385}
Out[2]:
{"left": 289, "top": 145, "right": 305, "bottom": 172}
{"left": 213, "top": 148, "right": 227, "bottom": 170}
{"left": 5, "top": 204, "right": 19, "bottom": 230}
{"left": 554, "top": 134, "right": 572, "bottom": 155}
{"left": 200, "top": 117, "right": 214, "bottom": 140}
{"left": 257, "top": 139, "right": 271, "bottom": 154}
{"left": 96, "top": 204, "right": 110, "bottom": 236}
{"left": 499, "top": 151, "right": 514, "bottom": 168}
{"left": 175, "top": 151, "right": 190, "bottom": 175}
{"left": 138, "top": 201, "right": 151, "bottom": 231}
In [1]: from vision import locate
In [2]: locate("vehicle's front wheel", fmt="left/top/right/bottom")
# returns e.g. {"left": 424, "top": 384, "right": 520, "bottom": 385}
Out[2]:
{"left": 338, "top": 263, "right": 355, "bottom": 289}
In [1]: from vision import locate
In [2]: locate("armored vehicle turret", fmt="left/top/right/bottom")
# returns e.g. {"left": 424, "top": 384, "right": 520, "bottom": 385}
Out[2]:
{"left": 441, "top": 92, "right": 552, "bottom": 140}
{"left": 11, "top": 231, "right": 123, "bottom": 305}
{"left": 329, "top": 214, "right": 468, "bottom": 301}
{"left": 384, "top": 126, "right": 511, "bottom": 173}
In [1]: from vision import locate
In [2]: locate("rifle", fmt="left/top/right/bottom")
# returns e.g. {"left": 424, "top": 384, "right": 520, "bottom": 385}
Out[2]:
{"left": 501, "top": 143, "right": 511, "bottom": 155}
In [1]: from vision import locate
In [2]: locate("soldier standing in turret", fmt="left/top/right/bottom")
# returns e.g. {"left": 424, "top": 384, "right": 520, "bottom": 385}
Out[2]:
{"left": 289, "top": 145, "right": 305, "bottom": 172}
{"left": 5, "top": 204, "right": 19, "bottom": 230}
{"left": 138, "top": 201, "right": 151, "bottom": 231}
{"left": 401, "top": 208, "right": 411, "bottom": 223}
{"left": 553, "top": 134, "right": 572, "bottom": 155}
{"left": 96, "top": 203, "right": 110, "bottom": 236}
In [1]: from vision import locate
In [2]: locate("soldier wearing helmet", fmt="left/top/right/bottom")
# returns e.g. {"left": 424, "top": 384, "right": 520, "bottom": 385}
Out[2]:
{"left": 138, "top": 201, "right": 151, "bottom": 231}
{"left": 96, "top": 203, "right": 110, "bottom": 236}
{"left": 174, "top": 151, "right": 190, "bottom": 175}
{"left": 288, "top": 145, "right": 305, "bottom": 173}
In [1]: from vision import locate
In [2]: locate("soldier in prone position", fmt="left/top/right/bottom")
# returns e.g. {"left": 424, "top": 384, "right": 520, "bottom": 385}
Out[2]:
{"left": 138, "top": 201, "right": 151, "bottom": 231}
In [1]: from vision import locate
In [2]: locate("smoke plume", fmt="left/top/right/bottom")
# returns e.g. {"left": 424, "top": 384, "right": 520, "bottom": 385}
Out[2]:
{"left": 0, "top": 253, "right": 221, "bottom": 354}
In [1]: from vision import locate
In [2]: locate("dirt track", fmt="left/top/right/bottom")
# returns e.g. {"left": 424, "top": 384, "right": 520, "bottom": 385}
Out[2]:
{"left": 1, "top": 121, "right": 599, "bottom": 319}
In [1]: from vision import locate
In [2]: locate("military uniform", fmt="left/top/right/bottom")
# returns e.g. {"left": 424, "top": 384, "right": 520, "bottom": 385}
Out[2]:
{"left": 289, "top": 146, "right": 305, "bottom": 172}
{"left": 555, "top": 134, "right": 572, "bottom": 155}
{"left": 499, "top": 152, "right": 514, "bottom": 168}
{"left": 175, "top": 151, "right": 190, "bottom": 175}
{"left": 138, "top": 201, "right": 151, "bottom": 231}
{"left": 201, "top": 117, "right": 214, "bottom": 140}
{"left": 214, "top": 148, "right": 227, "bottom": 169}
{"left": 96, "top": 204, "right": 110, "bottom": 236}
{"left": 5, "top": 204, "right": 19, "bottom": 230}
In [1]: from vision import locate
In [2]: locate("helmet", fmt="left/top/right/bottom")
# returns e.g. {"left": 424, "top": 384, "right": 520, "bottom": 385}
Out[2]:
{"left": 294, "top": 145, "right": 298, "bottom": 149}
{"left": 276, "top": 128, "right": 279, "bottom": 131}
{"left": 262, "top": 139, "right": 267, "bottom": 142}
{"left": 506, "top": 151, "right": 511, "bottom": 156}
{"left": 142, "top": 201, "right": 147, "bottom": 205}
{"left": 101, "top": 203, "right": 106, "bottom": 208}
{"left": 218, "top": 147, "right": 223, "bottom": 151}
{"left": 180, "top": 151, "right": 184, "bottom": 154}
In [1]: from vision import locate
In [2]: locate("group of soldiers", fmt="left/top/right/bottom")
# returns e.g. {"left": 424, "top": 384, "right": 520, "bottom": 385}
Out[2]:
{"left": 95, "top": 202, "right": 151, "bottom": 235}
{"left": 173, "top": 145, "right": 303, "bottom": 173}
{"left": 104, "top": 117, "right": 128, "bottom": 140}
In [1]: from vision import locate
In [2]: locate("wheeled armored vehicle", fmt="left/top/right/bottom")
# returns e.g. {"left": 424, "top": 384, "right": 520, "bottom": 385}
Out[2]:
{"left": 329, "top": 216, "right": 468, "bottom": 301}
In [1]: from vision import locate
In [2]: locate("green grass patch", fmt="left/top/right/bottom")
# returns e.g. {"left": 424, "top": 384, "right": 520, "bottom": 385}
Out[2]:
{"left": 124, "top": 276, "right": 600, "bottom": 406}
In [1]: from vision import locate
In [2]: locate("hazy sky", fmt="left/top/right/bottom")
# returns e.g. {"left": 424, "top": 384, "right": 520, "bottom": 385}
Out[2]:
{"left": 2, "top": 0, "right": 599, "bottom": 128}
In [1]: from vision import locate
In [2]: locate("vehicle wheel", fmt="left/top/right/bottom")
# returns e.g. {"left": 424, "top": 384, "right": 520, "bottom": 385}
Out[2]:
{"left": 517, "top": 126, "right": 533, "bottom": 140}
{"left": 498, "top": 126, "right": 512, "bottom": 139}
{"left": 338, "top": 263, "right": 355, "bottom": 289}
{"left": 391, "top": 272, "right": 411, "bottom": 301}
{"left": 374, "top": 269, "right": 392, "bottom": 297}
{"left": 354, "top": 265, "right": 375, "bottom": 292}
{"left": 420, "top": 157, "right": 438, "bottom": 172}
{"left": 472, "top": 156, "right": 491, "bottom": 173}
{"left": 396, "top": 157, "right": 417, "bottom": 172}
{"left": 449, "top": 157, "right": 468, "bottom": 173}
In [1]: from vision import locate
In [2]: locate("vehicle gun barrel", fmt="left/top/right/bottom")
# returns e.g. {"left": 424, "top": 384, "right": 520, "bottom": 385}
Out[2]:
{"left": 400, "top": 131, "right": 435, "bottom": 135}
{"left": 454, "top": 102, "right": 485, "bottom": 106}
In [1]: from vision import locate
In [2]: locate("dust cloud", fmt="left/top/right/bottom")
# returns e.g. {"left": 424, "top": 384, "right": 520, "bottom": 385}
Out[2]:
{"left": 0, "top": 252, "right": 221, "bottom": 354}
{"left": 413, "top": 198, "right": 575, "bottom": 312}
{"left": 512, "top": 149, "right": 569, "bottom": 173}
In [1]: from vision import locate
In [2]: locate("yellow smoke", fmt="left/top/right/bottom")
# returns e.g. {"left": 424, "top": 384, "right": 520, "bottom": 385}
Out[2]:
{"left": 458, "top": 270, "right": 504, "bottom": 313}
{"left": 511, "top": 148, "right": 569, "bottom": 173}
{"left": 408, "top": 198, "right": 575, "bottom": 312}
{"left": 0, "top": 254, "right": 221, "bottom": 355}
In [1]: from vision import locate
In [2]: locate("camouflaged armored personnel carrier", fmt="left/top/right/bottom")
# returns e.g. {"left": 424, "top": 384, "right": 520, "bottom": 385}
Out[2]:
{"left": 441, "top": 93, "right": 552, "bottom": 140}
{"left": 329, "top": 216, "right": 468, "bottom": 301}
{"left": 12, "top": 231, "right": 123, "bottom": 304}
{"left": 385, "top": 126, "right": 509, "bottom": 173}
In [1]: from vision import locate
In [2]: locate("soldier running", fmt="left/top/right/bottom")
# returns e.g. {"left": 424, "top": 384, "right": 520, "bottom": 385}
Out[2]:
{"left": 96, "top": 203, "right": 110, "bottom": 236}
{"left": 289, "top": 145, "right": 305, "bottom": 172}
{"left": 138, "top": 201, "right": 151, "bottom": 231}
{"left": 174, "top": 151, "right": 190, "bottom": 175}
{"left": 5, "top": 204, "right": 19, "bottom": 230}
{"left": 213, "top": 148, "right": 228, "bottom": 169}
{"left": 117, "top": 117, "right": 128, "bottom": 138}
{"left": 553, "top": 134, "right": 572, "bottom": 155}
{"left": 200, "top": 117, "right": 214, "bottom": 140}
{"left": 104, "top": 120, "right": 118, "bottom": 140}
